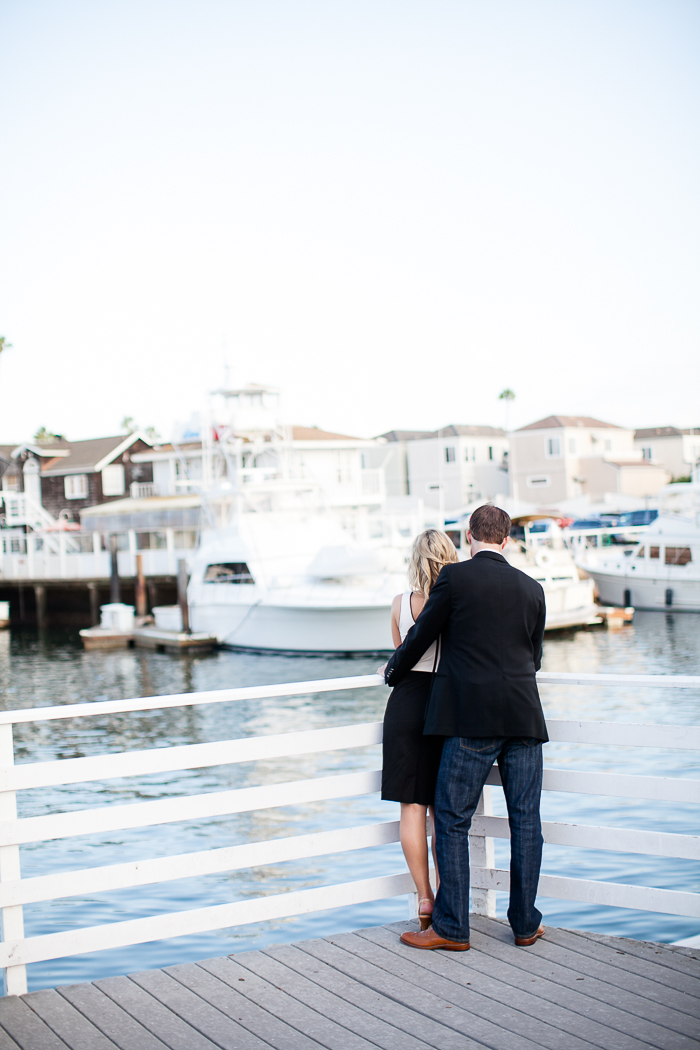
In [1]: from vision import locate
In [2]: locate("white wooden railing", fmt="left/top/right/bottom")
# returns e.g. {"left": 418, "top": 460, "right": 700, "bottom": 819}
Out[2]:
{"left": 0, "top": 530, "right": 196, "bottom": 580}
{"left": 0, "top": 671, "right": 698, "bottom": 996}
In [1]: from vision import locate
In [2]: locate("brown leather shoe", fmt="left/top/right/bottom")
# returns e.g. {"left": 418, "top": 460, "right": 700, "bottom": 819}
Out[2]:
{"left": 400, "top": 927, "right": 470, "bottom": 951}
{"left": 514, "top": 924, "right": 545, "bottom": 946}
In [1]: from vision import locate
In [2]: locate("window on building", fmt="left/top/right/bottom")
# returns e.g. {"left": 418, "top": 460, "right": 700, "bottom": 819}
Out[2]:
{"left": 445, "top": 447, "right": 456, "bottom": 463}
{"left": 568, "top": 439, "right": 576, "bottom": 454}
{"left": 665, "top": 547, "right": 692, "bottom": 566}
{"left": 649, "top": 546, "right": 660, "bottom": 559}
{"left": 526, "top": 476, "right": 550, "bottom": 488}
{"left": 64, "top": 474, "right": 89, "bottom": 499}
{"left": 101, "top": 464, "right": 125, "bottom": 496}
{"left": 641, "top": 447, "right": 652, "bottom": 461}
{"left": 204, "top": 562, "right": 255, "bottom": 583}
{"left": 546, "top": 438, "right": 561, "bottom": 457}
{"left": 472, "top": 447, "right": 476, "bottom": 461}
{"left": 604, "top": 439, "right": 612, "bottom": 452}
{"left": 635, "top": 546, "right": 646, "bottom": 558}
{"left": 488, "top": 446, "right": 493, "bottom": 461}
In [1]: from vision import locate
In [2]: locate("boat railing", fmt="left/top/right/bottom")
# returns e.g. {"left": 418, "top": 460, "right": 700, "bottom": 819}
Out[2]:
{"left": 0, "top": 671, "right": 698, "bottom": 995}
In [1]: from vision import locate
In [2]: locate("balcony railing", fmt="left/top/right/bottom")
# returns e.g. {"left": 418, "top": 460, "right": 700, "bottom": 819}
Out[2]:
{"left": 0, "top": 529, "right": 197, "bottom": 580}
{"left": 0, "top": 671, "right": 697, "bottom": 996}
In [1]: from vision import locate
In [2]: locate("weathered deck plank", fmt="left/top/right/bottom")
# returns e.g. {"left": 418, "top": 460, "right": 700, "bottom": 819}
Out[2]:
{"left": 94, "top": 974, "right": 223, "bottom": 1050}
{"left": 299, "top": 932, "right": 546, "bottom": 1050}
{"left": 232, "top": 947, "right": 438, "bottom": 1050}
{"left": 19, "top": 989, "right": 118, "bottom": 1050}
{"left": 57, "top": 982, "right": 172, "bottom": 1050}
{"left": 559, "top": 927, "right": 700, "bottom": 988}
{"left": 468, "top": 916, "right": 700, "bottom": 1048}
{"left": 1, "top": 918, "right": 699, "bottom": 1050}
{"left": 264, "top": 941, "right": 465, "bottom": 1049}
{"left": 195, "top": 954, "right": 379, "bottom": 1050}
{"left": 361, "top": 923, "right": 650, "bottom": 1050}
{"left": 330, "top": 927, "right": 602, "bottom": 1050}
{"left": 129, "top": 967, "right": 274, "bottom": 1050}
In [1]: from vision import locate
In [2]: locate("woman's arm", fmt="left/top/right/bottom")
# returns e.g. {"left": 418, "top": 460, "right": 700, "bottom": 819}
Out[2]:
{"left": 390, "top": 594, "right": 402, "bottom": 648}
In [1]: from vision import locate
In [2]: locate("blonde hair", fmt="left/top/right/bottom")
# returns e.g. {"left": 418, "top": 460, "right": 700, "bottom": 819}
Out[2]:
{"left": 408, "top": 529, "right": 459, "bottom": 598}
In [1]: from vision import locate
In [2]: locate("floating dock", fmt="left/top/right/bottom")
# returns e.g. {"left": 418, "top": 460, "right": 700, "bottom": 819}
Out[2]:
{"left": 1, "top": 916, "right": 697, "bottom": 1049}
{"left": 133, "top": 626, "right": 217, "bottom": 653}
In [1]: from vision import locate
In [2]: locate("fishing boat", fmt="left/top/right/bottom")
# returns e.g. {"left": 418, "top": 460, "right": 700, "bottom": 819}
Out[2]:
{"left": 575, "top": 513, "right": 700, "bottom": 611}
{"left": 187, "top": 512, "right": 406, "bottom": 653}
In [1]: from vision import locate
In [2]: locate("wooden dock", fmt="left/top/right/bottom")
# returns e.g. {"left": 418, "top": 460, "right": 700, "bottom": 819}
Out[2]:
{"left": 0, "top": 916, "right": 698, "bottom": 1049}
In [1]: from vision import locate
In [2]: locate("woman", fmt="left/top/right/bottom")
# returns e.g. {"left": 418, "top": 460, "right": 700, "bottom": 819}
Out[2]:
{"left": 380, "top": 529, "right": 459, "bottom": 929}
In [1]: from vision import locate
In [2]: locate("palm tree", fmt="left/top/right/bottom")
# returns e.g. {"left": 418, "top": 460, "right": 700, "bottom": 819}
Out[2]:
{"left": 498, "top": 389, "right": 515, "bottom": 432}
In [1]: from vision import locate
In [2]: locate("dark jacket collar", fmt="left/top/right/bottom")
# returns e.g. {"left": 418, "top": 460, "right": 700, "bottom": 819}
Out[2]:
{"left": 473, "top": 550, "right": 507, "bottom": 562}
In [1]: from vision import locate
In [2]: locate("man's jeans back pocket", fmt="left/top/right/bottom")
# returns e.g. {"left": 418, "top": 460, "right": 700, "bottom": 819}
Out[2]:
{"left": 459, "top": 738, "right": 498, "bottom": 752}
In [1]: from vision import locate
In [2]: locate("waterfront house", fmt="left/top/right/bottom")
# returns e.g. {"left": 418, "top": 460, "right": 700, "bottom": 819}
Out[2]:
{"left": 510, "top": 416, "right": 670, "bottom": 503}
{"left": 0, "top": 434, "right": 155, "bottom": 527}
{"left": 370, "top": 426, "right": 509, "bottom": 510}
{"left": 634, "top": 426, "right": 700, "bottom": 481}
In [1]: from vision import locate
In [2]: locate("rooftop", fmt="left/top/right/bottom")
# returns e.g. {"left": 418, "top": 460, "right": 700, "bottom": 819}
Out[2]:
{"left": 635, "top": 426, "right": 700, "bottom": 439}
{"left": 378, "top": 429, "right": 435, "bottom": 442}
{"left": 291, "top": 426, "right": 363, "bottom": 442}
{"left": 38, "top": 434, "right": 149, "bottom": 476}
{"left": 431, "top": 424, "right": 506, "bottom": 438}
{"left": 517, "top": 415, "right": 623, "bottom": 431}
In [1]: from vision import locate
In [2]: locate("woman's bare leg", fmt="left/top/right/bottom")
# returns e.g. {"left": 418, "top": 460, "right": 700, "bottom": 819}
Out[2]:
{"left": 400, "top": 803, "right": 433, "bottom": 901}
{"left": 428, "top": 806, "right": 440, "bottom": 890}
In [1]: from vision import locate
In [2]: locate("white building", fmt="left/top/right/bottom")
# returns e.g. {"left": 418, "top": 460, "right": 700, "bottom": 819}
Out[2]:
{"left": 511, "top": 416, "right": 670, "bottom": 503}
{"left": 377, "top": 425, "right": 509, "bottom": 511}
{"left": 634, "top": 427, "right": 700, "bottom": 481}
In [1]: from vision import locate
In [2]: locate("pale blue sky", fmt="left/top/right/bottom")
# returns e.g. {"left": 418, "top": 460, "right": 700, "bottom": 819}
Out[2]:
{"left": 1, "top": 0, "right": 698, "bottom": 441}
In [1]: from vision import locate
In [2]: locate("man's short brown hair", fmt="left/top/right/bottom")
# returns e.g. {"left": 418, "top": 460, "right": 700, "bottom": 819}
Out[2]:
{"left": 469, "top": 504, "right": 511, "bottom": 545}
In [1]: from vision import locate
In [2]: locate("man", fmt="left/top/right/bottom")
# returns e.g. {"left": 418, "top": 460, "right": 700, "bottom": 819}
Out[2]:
{"left": 383, "top": 504, "right": 547, "bottom": 950}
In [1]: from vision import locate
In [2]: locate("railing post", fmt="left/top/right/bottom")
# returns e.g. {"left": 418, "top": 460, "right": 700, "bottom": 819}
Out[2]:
{"left": 92, "top": 531, "right": 101, "bottom": 577}
{"left": 166, "top": 528, "right": 175, "bottom": 575}
{"left": 59, "top": 531, "right": 67, "bottom": 578}
{"left": 470, "top": 785, "right": 496, "bottom": 917}
{"left": 26, "top": 533, "right": 34, "bottom": 579}
{"left": 0, "top": 724, "right": 27, "bottom": 995}
{"left": 128, "top": 530, "right": 137, "bottom": 577}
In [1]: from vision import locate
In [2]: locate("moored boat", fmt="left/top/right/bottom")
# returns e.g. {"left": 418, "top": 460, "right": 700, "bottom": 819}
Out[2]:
{"left": 575, "top": 513, "right": 700, "bottom": 611}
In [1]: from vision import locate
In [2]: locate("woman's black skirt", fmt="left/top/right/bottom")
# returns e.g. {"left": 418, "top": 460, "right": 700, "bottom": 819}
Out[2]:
{"left": 381, "top": 671, "right": 444, "bottom": 805}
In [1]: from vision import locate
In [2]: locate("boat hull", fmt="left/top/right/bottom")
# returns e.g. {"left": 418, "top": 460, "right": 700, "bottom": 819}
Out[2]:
{"left": 191, "top": 600, "right": 395, "bottom": 653}
{"left": 585, "top": 571, "right": 700, "bottom": 612}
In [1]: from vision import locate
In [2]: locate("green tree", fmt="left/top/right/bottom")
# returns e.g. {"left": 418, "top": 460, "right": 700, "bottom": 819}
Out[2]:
{"left": 498, "top": 388, "right": 515, "bottom": 432}
{"left": 34, "top": 426, "right": 59, "bottom": 443}
{"left": 121, "top": 417, "right": 160, "bottom": 442}
{"left": 0, "top": 336, "right": 12, "bottom": 357}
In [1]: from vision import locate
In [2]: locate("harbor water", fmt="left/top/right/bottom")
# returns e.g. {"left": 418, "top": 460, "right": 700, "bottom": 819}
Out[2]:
{"left": 0, "top": 612, "right": 698, "bottom": 992}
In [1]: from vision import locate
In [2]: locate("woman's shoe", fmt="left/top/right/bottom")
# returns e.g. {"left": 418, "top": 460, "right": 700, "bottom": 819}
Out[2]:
{"left": 418, "top": 898, "right": 434, "bottom": 931}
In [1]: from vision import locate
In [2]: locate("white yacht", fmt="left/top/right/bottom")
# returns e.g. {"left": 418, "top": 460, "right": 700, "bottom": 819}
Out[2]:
{"left": 446, "top": 515, "right": 602, "bottom": 630}
{"left": 187, "top": 512, "right": 407, "bottom": 652}
{"left": 575, "top": 514, "right": 700, "bottom": 611}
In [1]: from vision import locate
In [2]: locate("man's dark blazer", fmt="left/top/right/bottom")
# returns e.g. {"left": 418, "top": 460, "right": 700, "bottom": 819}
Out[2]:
{"left": 384, "top": 550, "right": 548, "bottom": 741}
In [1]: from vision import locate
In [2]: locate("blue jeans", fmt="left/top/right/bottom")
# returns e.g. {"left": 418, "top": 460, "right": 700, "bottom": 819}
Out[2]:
{"left": 432, "top": 735, "right": 544, "bottom": 942}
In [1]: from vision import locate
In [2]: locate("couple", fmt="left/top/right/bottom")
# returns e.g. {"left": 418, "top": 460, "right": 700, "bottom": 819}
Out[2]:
{"left": 380, "top": 503, "right": 548, "bottom": 950}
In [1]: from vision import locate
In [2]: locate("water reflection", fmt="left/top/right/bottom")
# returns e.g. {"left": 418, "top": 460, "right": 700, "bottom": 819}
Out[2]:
{"left": 1, "top": 613, "right": 698, "bottom": 991}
